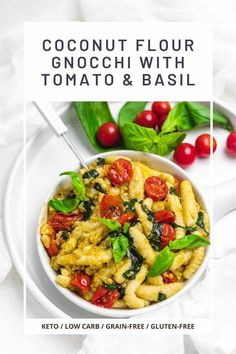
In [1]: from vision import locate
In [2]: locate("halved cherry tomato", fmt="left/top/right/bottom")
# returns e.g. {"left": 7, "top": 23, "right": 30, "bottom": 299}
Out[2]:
{"left": 108, "top": 158, "right": 133, "bottom": 186}
{"left": 91, "top": 287, "right": 119, "bottom": 308}
{"left": 144, "top": 176, "right": 168, "bottom": 201}
{"left": 100, "top": 195, "right": 123, "bottom": 219}
{"left": 49, "top": 213, "right": 83, "bottom": 231}
{"left": 154, "top": 210, "right": 176, "bottom": 224}
{"left": 46, "top": 230, "right": 59, "bottom": 257}
{"left": 117, "top": 211, "right": 137, "bottom": 225}
{"left": 70, "top": 271, "right": 91, "bottom": 294}
{"left": 162, "top": 270, "right": 177, "bottom": 284}
{"left": 160, "top": 223, "right": 175, "bottom": 249}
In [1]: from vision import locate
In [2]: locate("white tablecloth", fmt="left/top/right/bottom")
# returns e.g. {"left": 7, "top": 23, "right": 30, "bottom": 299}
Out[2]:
{"left": 1, "top": 1, "right": 236, "bottom": 353}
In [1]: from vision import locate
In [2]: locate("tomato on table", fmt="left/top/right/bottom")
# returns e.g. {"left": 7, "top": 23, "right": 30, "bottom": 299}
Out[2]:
{"left": 70, "top": 271, "right": 91, "bottom": 294}
{"left": 117, "top": 211, "right": 137, "bottom": 225}
{"left": 144, "top": 176, "right": 168, "bottom": 201}
{"left": 195, "top": 134, "right": 217, "bottom": 158}
{"left": 49, "top": 213, "right": 83, "bottom": 231}
{"left": 100, "top": 194, "right": 123, "bottom": 219}
{"left": 162, "top": 270, "right": 177, "bottom": 284}
{"left": 173, "top": 143, "right": 196, "bottom": 168}
{"left": 226, "top": 130, "right": 236, "bottom": 157}
{"left": 91, "top": 287, "right": 119, "bottom": 308}
{"left": 108, "top": 158, "right": 133, "bottom": 186}
{"left": 154, "top": 210, "right": 176, "bottom": 224}
{"left": 135, "top": 110, "right": 158, "bottom": 128}
{"left": 97, "top": 122, "right": 121, "bottom": 148}
{"left": 160, "top": 223, "right": 175, "bottom": 249}
{"left": 152, "top": 101, "right": 171, "bottom": 117}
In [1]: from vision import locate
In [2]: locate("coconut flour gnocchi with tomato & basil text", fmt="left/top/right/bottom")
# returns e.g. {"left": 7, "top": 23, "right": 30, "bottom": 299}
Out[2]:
{"left": 40, "top": 156, "right": 210, "bottom": 309}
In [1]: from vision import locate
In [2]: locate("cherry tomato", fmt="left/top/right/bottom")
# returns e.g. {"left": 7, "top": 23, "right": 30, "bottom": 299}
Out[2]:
{"left": 155, "top": 114, "right": 168, "bottom": 132}
{"left": 46, "top": 230, "right": 59, "bottom": 257}
{"left": 70, "top": 271, "right": 91, "bottom": 294}
{"left": 152, "top": 101, "right": 171, "bottom": 118}
{"left": 49, "top": 213, "right": 83, "bottom": 231}
{"left": 154, "top": 210, "right": 176, "bottom": 224}
{"left": 135, "top": 110, "right": 158, "bottom": 128}
{"left": 226, "top": 130, "right": 236, "bottom": 157}
{"left": 97, "top": 122, "right": 121, "bottom": 148}
{"left": 117, "top": 211, "right": 137, "bottom": 225}
{"left": 160, "top": 223, "right": 175, "bottom": 249}
{"left": 100, "top": 195, "right": 123, "bottom": 219}
{"left": 144, "top": 176, "right": 168, "bottom": 201}
{"left": 91, "top": 287, "right": 119, "bottom": 308}
{"left": 162, "top": 271, "right": 177, "bottom": 284}
{"left": 173, "top": 143, "right": 196, "bottom": 168}
{"left": 108, "top": 158, "right": 133, "bottom": 186}
{"left": 195, "top": 134, "right": 217, "bottom": 158}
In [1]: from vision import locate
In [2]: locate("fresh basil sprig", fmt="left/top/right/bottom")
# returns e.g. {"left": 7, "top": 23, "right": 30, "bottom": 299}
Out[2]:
{"left": 98, "top": 218, "right": 121, "bottom": 231}
{"left": 121, "top": 122, "right": 186, "bottom": 156}
{"left": 49, "top": 198, "right": 80, "bottom": 213}
{"left": 111, "top": 235, "right": 129, "bottom": 263}
{"left": 169, "top": 234, "right": 210, "bottom": 250}
{"left": 148, "top": 246, "right": 176, "bottom": 277}
{"left": 60, "top": 171, "right": 88, "bottom": 201}
{"left": 118, "top": 102, "right": 147, "bottom": 127}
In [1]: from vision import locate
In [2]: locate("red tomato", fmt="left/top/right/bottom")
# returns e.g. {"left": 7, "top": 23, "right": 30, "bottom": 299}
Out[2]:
{"left": 108, "top": 158, "right": 133, "bottom": 186}
{"left": 117, "top": 211, "right": 137, "bottom": 225}
{"left": 152, "top": 101, "right": 171, "bottom": 117}
{"left": 154, "top": 210, "right": 176, "bottom": 224}
{"left": 100, "top": 195, "right": 123, "bottom": 219}
{"left": 173, "top": 143, "right": 196, "bottom": 168}
{"left": 144, "top": 176, "right": 168, "bottom": 201}
{"left": 91, "top": 287, "right": 119, "bottom": 308}
{"left": 70, "top": 271, "right": 91, "bottom": 294}
{"left": 155, "top": 114, "right": 168, "bottom": 131}
{"left": 97, "top": 122, "right": 121, "bottom": 148}
{"left": 46, "top": 230, "right": 59, "bottom": 257}
{"left": 160, "top": 223, "right": 175, "bottom": 249}
{"left": 226, "top": 130, "right": 236, "bottom": 157}
{"left": 49, "top": 213, "right": 83, "bottom": 231}
{"left": 195, "top": 134, "right": 217, "bottom": 158}
{"left": 135, "top": 110, "right": 158, "bottom": 128}
{"left": 162, "top": 271, "right": 177, "bottom": 284}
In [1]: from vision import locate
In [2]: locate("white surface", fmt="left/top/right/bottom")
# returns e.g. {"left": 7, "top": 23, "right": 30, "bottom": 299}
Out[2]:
{"left": 1, "top": 1, "right": 236, "bottom": 354}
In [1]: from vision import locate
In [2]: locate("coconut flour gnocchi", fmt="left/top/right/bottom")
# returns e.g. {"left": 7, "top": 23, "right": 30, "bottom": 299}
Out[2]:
{"left": 40, "top": 156, "right": 210, "bottom": 310}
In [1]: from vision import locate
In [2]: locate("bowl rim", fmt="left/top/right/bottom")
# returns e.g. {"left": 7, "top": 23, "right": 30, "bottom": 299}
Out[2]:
{"left": 37, "top": 149, "right": 210, "bottom": 318}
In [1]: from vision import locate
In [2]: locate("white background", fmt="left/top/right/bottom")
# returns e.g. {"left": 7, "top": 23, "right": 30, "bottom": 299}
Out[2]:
{"left": 1, "top": 1, "right": 236, "bottom": 354}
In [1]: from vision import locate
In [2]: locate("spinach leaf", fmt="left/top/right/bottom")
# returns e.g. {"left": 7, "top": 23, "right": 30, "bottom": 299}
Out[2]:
{"left": 170, "top": 187, "right": 178, "bottom": 196}
{"left": 172, "top": 222, "right": 197, "bottom": 234}
{"left": 161, "top": 102, "right": 233, "bottom": 133}
{"left": 111, "top": 235, "right": 129, "bottom": 263}
{"left": 121, "top": 122, "right": 186, "bottom": 156}
{"left": 123, "top": 198, "right": 138, "bottom": 212}
{"left": 149, "top": 222, "right": 162, "bottom": 250}
{"left": 94, "top": 182, "right": 106, "bottom": 193}
{"left": 123, "top": 245, "right": 143, "bottom": 279}
{"left": 60, "top": 171, "right": 88, "bottom": 201}
{"left": 158, "top": 293, "right": 167, "bottom": 302}
{"left": 74, "top": 102, "right": 117, "bottom": 152}
{"left": 118, "top": 102, "right": 147, "bottom": 127}
{"left": 49, "top": 197, "right": 80, "bottom": 213}
{"left": 148, "top": 246, "right": 175, "bottom": 277}
{"left": 96, "top": 157, "right": 105, "bottom": 166}
{"left": 82, "top": 169, "right": 99, "bottom": 179}
{"left": 99, "top": 218, "right": 121, "bottom": 231}
{"left": 196, "top": 211, "right": 209, "bottom": 236}
{"left": 81, "top": 200, "right": 93, "bottom": 220}
{"left": 169, "top": 234, "right": 210, "bottom": 250}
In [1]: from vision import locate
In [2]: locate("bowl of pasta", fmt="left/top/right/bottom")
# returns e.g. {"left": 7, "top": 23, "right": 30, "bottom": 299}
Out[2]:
{"left": 38, "top": 150, "right": 210, "bottom": 317}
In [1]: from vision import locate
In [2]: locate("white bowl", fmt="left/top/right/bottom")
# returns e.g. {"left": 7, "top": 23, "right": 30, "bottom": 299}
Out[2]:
{"left": 37, "top": 150, "right": 210, "bottom": 318}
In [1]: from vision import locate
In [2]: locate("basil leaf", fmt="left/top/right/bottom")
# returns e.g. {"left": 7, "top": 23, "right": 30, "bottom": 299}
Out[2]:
{"left": 81, "top": 200, "right": 93, "bottom": 220}
{"left": 149, "top": 222, "right": 162, "bottom": 250}
{"left": 111, "top": 235, "right": 129, "bottom": 263}
{"left": 123, "top": 198, "right": 138, "bottom": 212}
{"left": 142, "top": 204, "right": 155, "bottom": 222}
{"left": 161, "top": 102, "right": 233, "bottom": 133}
{"left": 60, "top": 171, "right": 88, "bottom": 201}
{"left": 170, "top": 187, "right": 178, "bottom": 196}
{"left": 196, "top": 211, "right": 209, "bottom": 236}
{"left": 99, "top": 218, "right": 121, "bottom": 231}
{"left": 94, "top": 182, "right": 106, "bottom": 193}
{"left": 74, "top": 102, "right": 119, "bottom": 152}
{"left": 121, "top": 122, "right": 186, "bottom": 156}
{"left": 123, "top": 245, "right": 143, "bottom": 279}
{"left": 172, "top": 222, "right": 197, "bottom": 234}
{"left": 123, "top": 222, "right": 131, "bottom": 234}
{"left": 82, "top": 169, "right": 99, "bottom": 179}
{"left": 96, "top": 157, "right": 105, "bottom": 166}
{"left": 158, "top": 293, "right": 167, "bottom": 302}
{"left": 148, "top": 246, "right": 175, "bottom": 277}
{"left": 118, "top": 102, "right": 147, "bottom": 127}
{"left": 169, "top": 234, "right": 210, "bottom": 250}
{"left": 49, "top": 197, "right": 80, "bottom": 213}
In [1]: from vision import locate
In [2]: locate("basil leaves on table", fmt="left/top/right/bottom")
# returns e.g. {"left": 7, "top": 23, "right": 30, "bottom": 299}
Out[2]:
{"left": 161, "top": 102, "right": 233, "bottom": 133}
{"left": 169, "top": 234, "right": 210, "bottom": 250}
{"left": 99, "top": 218, "right": 121, "bottom": 231}
{"left": 49, "top": 198, "right": 80, "bottom": 213}
{"left": 111, "top": 235, "right": 129, "bottom": 263}
{"left": 148, "top": 246, "right": 176, "bottom": 277}
{"left": 118, "top": 101, "right": 147, "bottom": 127}
{"left": 121, "top": 122, "right": 186, "bottom": 156}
